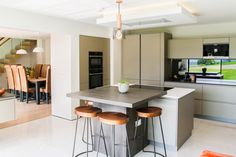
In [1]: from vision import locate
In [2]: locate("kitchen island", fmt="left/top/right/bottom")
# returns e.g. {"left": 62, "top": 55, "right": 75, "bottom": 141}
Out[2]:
{"left": 68, "top": 85, "right": 167, "bottom": 156}
{"left": 148, "top": 87, "right": 195, "bottom": 151}
{"left": 67, "top": 85, "right": 195, "bottom": 156}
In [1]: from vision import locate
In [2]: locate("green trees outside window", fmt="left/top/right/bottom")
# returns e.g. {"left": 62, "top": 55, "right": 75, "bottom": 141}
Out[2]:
{"left": 189, "top": 59, "right": 236, "bottom": 80}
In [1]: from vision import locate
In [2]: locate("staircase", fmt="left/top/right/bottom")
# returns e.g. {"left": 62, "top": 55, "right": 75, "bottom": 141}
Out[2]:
{"left": 0, "top": 38, "right": 36, "bottom": 73}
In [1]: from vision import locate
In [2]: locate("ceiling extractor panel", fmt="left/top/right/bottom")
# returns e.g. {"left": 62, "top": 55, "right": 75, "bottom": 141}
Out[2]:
{"left": 97, "top": 2, "right": 197, "bottom": 29}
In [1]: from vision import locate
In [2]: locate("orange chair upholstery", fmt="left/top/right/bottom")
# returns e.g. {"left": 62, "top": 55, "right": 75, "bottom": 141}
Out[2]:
{"left": 40, "top": 64, "right": 50, "bottom": 78}
{"left": 18, "top": 66, "right": 35, "bottom": 103}
{"left": 40, "top": 66, "right": 51, "bottom": 104}
{"left": 11, "top": 65, "right": 21, "bottom": 92}
{"left": 35, "top": 64, "right": 42, "bottom": 78}
{"left": 201, "top": 150, "right": 235, "bottom": 157}
{"left": 4, "top": 65, "right": 15, "bottom": 92}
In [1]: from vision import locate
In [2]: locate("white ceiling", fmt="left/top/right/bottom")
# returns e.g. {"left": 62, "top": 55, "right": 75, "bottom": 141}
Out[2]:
{"left": 0, "top": 0, "right": 236, "bottom": 28}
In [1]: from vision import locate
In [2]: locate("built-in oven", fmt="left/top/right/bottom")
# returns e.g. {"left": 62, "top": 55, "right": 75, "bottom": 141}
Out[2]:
{"left": 89, "top": 51, "right": 103, "bottom": 69}
{"left": 89, "top": 51, "right": 103, "bottom": 89}
{"left": 89, "top": 73, "right": 103, "bottom": 89}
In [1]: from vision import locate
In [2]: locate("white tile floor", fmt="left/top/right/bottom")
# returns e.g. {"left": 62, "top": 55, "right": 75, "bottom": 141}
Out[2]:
{"left": 0, "top": 116, "right": 236, "bottom": 157}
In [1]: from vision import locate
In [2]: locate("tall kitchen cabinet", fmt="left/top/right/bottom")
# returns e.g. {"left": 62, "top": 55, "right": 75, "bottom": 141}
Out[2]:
{"left": 122, "top": 33, "right": 171, "bottom": 86}
{"left": 122, "top": 34, "right": 140, "bottom": 84}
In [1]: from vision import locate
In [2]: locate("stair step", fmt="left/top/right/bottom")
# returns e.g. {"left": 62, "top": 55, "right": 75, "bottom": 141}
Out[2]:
{"left": 22, "top": 40, "right": 36, "bottom": 46}
{"left": 0, "top": 59, "right": 15, "bottom": 64}
{"left": 5, "top": 54, "right": 21, "bottom": 59}
{"left": 15, "top": 45, "right": 32, "bottom": 50}
{"left": 10, "top": 49, "right": 17, "bottom": 54}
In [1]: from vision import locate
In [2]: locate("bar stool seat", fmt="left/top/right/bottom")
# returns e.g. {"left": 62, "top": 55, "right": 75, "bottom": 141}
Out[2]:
{"left": 98, "top": 112, "right": 129, "bottom": 125}
{"left": 97, "top": 112, "right": 131, "bottom": 157}
{"left": 136, "top": 107, "right": 162, "bottom": 118}
{"left": 75, "top": 106, "right": 102, "bottom": 118}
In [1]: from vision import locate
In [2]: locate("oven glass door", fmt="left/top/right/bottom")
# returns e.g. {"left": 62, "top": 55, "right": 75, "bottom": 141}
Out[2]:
{"left": 89, "top": 73, "right": 103, "bottom": 89}
{"left": 89, "top": 57, "right": 103, "bottom": 69}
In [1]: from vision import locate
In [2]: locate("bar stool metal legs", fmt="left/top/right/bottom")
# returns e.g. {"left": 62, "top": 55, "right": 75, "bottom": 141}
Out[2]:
{"left": 134, "top": 116, "right": 167, "bottom": 157}
{"left": 96, "top": 123, "right": 108, "bottom": 157}
{"left": 72, "top": 116, "right": 94, "bottom": 157}
{"left": 97, "top": 123, "right": 131, "bottom": 157}
{"left": 159, "top": 117, "right": 167, "bottom": 157}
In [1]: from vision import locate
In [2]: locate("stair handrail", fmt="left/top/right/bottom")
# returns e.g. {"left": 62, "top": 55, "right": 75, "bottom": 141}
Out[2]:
{"left": 0, "top": 38, "right": 10, "bottom": 47}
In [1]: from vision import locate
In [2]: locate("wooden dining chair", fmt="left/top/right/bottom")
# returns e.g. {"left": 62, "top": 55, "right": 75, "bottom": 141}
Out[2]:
{"left": 11, "top": 65, "right": 22, "bottom": 99}
{"left": 40, "top": 66, "right": 51, "bottom": 104}
{"left": 35, "top": 64, "right": 42, "bottom": 78}
{"left": 18, "top": 66, "right": 35, "bottom": 103}
{"left": 40, "top": 64, "right": 50, "bottom": 78}
{"left": 4, "top": 65, "right": 15, "bottom": 93}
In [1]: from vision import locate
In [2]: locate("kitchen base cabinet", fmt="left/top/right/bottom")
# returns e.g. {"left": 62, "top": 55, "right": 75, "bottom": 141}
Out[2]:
{"left": 148, "top": 88, "right": 195, "bottom": 151}
{"left": 164, "top": 81, "right": 203, "bottom": 115}
{"left": 203, "top": 85, "right": 236, "bottom": 104}
{"left": 202, "top": 101, "right": 236, "bottom": 123}
{"left": 165, "top": 81, "right": 236, "bottom": 123}
{"left": 0, "top": 98, "right": 15, "bottom": 123}
{"left": 194, "top": 100, "right": 202, "bottom": 115}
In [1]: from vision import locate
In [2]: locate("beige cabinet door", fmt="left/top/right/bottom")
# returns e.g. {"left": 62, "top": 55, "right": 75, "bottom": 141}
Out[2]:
{"left": 168, "top": 39, "right": 203, "bottom": 58}
{"left": 122, "top": 35, "right": 140, "bottom": 84}
{"left": 230, "top": 37, "right": 236, "bottom": 58}
{"left": 0, "top": 99, "right": 15, "bottom": 123}
{"left": 202, "top": 84, "right": 236, "bottom": 104}
{"left": 141, "top": 33, "right": 161, "bottom": 86}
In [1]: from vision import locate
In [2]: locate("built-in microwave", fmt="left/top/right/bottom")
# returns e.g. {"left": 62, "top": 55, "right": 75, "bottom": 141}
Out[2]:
{"left": 203, "top": 43, "right": 229, "bottom": 58}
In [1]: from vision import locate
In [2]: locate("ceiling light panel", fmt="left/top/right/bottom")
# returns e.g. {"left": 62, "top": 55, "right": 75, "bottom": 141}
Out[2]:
{"left": 97, "top": 2, "right": 197, "bottom": 29}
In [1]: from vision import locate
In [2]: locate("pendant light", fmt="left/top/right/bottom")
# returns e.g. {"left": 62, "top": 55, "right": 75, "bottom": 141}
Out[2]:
{"left": 115, "top": 0, "right": 123, "bottom": 40}
{"left": 16, "top": 38, "right": 27, "bottom": 54}
{"left": 33, "top": 39, "right": 44, "bottom": 53}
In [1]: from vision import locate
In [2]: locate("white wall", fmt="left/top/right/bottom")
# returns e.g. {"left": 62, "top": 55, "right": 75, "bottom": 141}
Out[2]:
{"left": 51, "top": 34, "right": 72, "bottom": 119}
{"left": 0, "top": 6, "right": 110, "bottom": 120}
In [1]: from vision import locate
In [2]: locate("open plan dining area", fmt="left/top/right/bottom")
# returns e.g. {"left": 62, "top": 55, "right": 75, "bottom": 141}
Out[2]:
{"left": 0, "top": 37, "right": 51, "bottom": 129}
{"left": 1, "top": 0, "right": 236, "bottom": 157}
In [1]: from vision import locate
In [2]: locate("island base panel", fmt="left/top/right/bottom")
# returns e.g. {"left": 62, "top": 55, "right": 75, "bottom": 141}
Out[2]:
{"left": 93, "top": 102, "right": 149, "bottom": 157}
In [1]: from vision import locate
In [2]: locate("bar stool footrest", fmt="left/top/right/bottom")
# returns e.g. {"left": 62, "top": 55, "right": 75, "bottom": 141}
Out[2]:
{"left": 75, "top": 150, "right": 94, "bottom": 157}
{"left": 143, "top": 150, "right": 166, "bottom": 157}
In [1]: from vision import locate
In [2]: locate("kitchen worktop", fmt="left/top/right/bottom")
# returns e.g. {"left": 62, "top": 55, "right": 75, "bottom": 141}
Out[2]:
{"left": 166, "top": 79, "right": 236, "bottom": 86}
{"left": 162, "top": 88, "right": 195, "bottom": 99}
{"left": 67, "top": 86, "right": 167, "bottom": 108}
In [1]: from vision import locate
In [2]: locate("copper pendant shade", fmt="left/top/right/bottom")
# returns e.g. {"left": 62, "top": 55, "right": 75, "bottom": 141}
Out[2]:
{"left": 115, "top": 0, "right": 123, "bottom": 40}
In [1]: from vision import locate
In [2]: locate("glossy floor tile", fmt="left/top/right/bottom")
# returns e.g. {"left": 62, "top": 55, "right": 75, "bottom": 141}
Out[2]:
{"left": 0, "top": 117, "right": 236, "bottom": 157}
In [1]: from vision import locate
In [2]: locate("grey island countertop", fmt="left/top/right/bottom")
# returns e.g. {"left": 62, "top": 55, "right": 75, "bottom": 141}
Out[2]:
{"left": 67, "top": 86, "right": 167, "bottom": 108}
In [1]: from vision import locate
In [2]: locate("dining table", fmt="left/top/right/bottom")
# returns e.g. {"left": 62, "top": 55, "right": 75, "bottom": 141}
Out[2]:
{"left": 28, "top": 77, "right": 46, "bottom": 104}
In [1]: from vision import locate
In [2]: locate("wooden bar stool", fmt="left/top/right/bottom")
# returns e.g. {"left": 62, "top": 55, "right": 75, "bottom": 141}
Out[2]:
{"left": 72, "top": 105, "right": 102, "bottom": 157}
{"left": 97, "top": 112, "right": 131, "bottom": 157}
{"left": 134, "top": 107, "right": 167, "bottom": 157}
